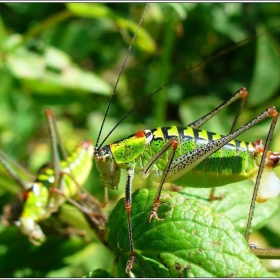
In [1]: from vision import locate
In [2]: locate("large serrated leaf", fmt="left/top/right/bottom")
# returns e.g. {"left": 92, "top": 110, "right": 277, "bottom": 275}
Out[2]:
{"left": 106, "top": 189, "right": 275, "bottom": 277}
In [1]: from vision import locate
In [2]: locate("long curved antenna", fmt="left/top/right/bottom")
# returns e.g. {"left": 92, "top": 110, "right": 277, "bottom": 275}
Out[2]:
{"left": 97, "top": 25, "right": 280, "bottom": 150}
{"left": 95, "top": 4, "right": 149, "bottom": 149}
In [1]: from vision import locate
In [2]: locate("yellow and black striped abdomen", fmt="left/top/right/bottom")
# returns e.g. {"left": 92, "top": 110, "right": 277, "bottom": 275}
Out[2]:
{"left": 145, "top": 126, "right": 258, "bottom": 188}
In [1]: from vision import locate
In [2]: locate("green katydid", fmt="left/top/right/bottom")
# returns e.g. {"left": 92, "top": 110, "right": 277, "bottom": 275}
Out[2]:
{"left": 88, "top": 4, "right": 280, "bottom": 275}
{"left": 0, "top": 108, "right": 106, "bottom": 245}
{"left": 95, "top": 89, "right": 280, "bottom": 274}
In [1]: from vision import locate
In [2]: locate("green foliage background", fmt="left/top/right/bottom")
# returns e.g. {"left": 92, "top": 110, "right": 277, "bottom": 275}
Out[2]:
{"left": 0, "top": 3, "right": 280, "bottom": 277}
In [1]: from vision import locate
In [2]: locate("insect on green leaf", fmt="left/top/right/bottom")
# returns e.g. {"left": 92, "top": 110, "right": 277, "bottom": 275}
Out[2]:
{"left": 90, "top": 3, "right": 280, "bottom": 277}
{"left": 106, "top": 189, "right": 276, "bottom": 277}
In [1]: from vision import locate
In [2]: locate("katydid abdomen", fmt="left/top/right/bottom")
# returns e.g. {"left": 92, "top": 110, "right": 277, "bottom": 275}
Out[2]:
{"left": 140, "top": 126, "right": 259, "bottom": 188}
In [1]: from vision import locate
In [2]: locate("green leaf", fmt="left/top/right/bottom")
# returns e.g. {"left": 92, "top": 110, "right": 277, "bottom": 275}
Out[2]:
{"left": 0, "top": 14, "right": 7, "bottom": 51}
{"left": 5, "top": 36, "right": 112, "bottom": 95}
{"left": 106, "top": 189, "right": 275, "bottom": 277}
{"left": 67, "top": 3, "right": 112, "bottom": 19}
{"left": 85, "top": 268, "right": 113, "bottom": 278}
{"left": 67, "top": 3, "right": 156, "bottom": 54}
{"left": 211, "top": 3, "right": 249, "bottom": 42}
{"left": 180, "top": 181, "right": 280, "bottom": 233}
{"left": 248, "top": 26, "right": 280, "bottom": 106}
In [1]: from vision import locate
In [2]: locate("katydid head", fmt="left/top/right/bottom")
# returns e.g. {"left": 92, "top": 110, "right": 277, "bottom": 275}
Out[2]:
{"left": 94, "top": 130, "right": 153, "bottom": 190}
{"left": 94, "top": 146, "right": 121, "bottom": 190}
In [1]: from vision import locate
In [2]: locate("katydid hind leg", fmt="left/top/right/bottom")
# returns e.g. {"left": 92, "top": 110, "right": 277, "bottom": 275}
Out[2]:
{"left": 45, "top": 108, "right": 79, "bottom": 184}
{"left": 45, "top": 110, "right": 107, "bottom": 234}
{"left": 168, "top": 106, "right": 279, "bottom": 245}
{"left": 142, "top": 105, "right": 278, "bottom": 226}
{"left": 188, "top": 87, "right": 248, "bottom": 131}
{"left": 44, "top": 109, "right": 65, "bottom": 211}
{"left": 244, "top": 107, "right": 279, "bottom": 242}
{"left": 45, "top": 109, "right": 62, "bottom": 189}
{"left": 187, "top": 87, "right": 248, "bottom": 201}
{"left": 166, "top": 107, "right": 278, "bottom": 182}
{"left": 45, "top": 109, "right": 78, "bottom": 209}
{"left": 0, "top": 150, "right": 34, "bottom": 191}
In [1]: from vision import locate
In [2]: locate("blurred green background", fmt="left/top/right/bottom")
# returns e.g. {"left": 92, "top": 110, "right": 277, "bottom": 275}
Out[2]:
{"left": 0, "top": 3, "right": 280, "bottom": 277}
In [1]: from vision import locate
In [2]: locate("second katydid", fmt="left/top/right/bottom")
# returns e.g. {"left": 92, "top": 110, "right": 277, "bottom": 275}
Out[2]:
{"left": 0, "top": 108, "right": 106, "bottom": 245}
{"left": 94, "top": 87, "right": 280, "bottom": 273}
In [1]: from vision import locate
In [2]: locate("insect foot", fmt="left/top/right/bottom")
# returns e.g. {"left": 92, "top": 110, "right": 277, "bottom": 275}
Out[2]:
{"left": 149, "top": 200, "right": 165, "bottom": 223}
{"left": 208, "top": 188, "right": 224, "bottom": 201}
{"left": 125, "top": 254, "right": 135, "bottom": 274}
{"left": 149, "top": 198, "right": 173, "bottom": 223}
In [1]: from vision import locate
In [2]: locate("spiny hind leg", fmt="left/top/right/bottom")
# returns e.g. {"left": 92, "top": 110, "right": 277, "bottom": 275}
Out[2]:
{"left": 188, "top": 88, "right": 248, "bottom": 131}
{"left": 166, "top": 106, "right": 278, "bottom": 242}
{"left": 189, "top": 88, "right": 248, "bottom": 203}
{"left": 244, "top": 107, "right": 279, "bottom": 242}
